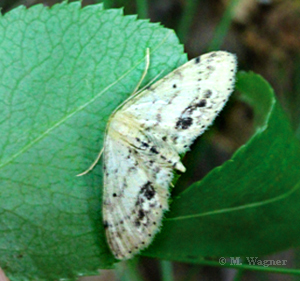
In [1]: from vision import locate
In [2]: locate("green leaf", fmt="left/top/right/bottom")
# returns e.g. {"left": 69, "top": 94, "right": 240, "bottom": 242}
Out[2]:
{"left": 144, "top": 72, "right": 300, "bottom": 262}
{"left": 0, "top": 2, "right": 186, "bottom": 280}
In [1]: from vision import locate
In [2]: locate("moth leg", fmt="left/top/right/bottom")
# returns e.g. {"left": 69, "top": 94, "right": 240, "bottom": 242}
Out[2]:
{"left": 76, "top": 147, "right": 104, "bottom": 176}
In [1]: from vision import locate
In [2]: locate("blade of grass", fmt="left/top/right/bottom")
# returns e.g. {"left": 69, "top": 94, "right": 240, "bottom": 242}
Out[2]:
{"left": 208, "top": 0, "right": 241, "bottom": 51}
{"left": 177, "top": 0, "right": 199, "bottom": 43}
{"left": 136, "top": 0, "right": 148, "bottom": 19}
{"left": 161, "top": 260, "right": 174, "bottom": 281}
{"left": 115, "top": 259, "right": 144, "bottom": 281}
{"left": 102, "top": 0, "right": 114, "bottom": 8}
{"left": 292, "top": 55, "right": 300, "bottom": 138}
{"left": 233, "top": 269, "right": 245, "bottom": 281}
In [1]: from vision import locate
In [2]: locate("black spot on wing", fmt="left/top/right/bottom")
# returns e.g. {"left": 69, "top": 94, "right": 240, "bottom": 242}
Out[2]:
{"left": 138, "top": 209, "right": 145, "bottom": 219}
{"left": 128, "top": 165, "right": 136, "bottom": 172}
{"left": 140, "top": 181, "right": 155, "bottom": 200}
{"left": 175, "top": 117, "right": 193, "bottom": 130}
{"left": 204, "top": 89, "right": 212, "bottom": 98}
{"left": 150, "top": 146, "right": 159, "bottom": 154}
{"left": 195, "top": 57, "right": 200, "bottom": 63}
{"left": 172, "top": 136, "right": 178, "bottom": 144}
{"left": 197, "top": 99, "right": 206, "bottom": 107}
{"left": 141, "top": 142, "right": 149, "bottom": 148}
{"left": 182, "top": 99, "right": 207, "bottom": 115}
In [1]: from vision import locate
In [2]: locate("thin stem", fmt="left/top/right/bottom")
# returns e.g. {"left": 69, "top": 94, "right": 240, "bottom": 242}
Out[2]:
{"left": 232, "top": 269, "right": 244, "bottom": 281}
{"left": 161, "top": 260, "right": 174, "bottom": 281}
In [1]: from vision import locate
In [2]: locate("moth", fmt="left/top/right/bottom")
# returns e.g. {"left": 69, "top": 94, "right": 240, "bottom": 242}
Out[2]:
{"left": 98, "top": 51, "right": 237, "bottom": 259}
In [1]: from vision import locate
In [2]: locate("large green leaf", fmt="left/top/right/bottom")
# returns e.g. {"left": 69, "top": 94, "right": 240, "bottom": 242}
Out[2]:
{"left": 144, "top": 72, "right": 300, "bottom": 262}
{"left": 0, "top": 2, "right": 186, "bottom": 280}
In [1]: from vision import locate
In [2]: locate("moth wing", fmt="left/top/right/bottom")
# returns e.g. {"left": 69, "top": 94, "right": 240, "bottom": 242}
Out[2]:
{"left": 102, "top": 129, "right": 174, "bottom": 260}
{"left": 102, "top": 51, "right": 237, "bottom": 259}
{"left": 121, "top": 51, "right": 237, "bottom": 154}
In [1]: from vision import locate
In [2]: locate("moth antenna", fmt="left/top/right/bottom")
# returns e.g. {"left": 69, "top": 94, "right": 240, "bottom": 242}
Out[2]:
{"left": 76, "top": 147, "right": 104, "bottom": 176}
{"left": 130, "top": 51, "right": 167, "bottom": 100}
{"left": 77, "top": 49, "right": 151, "bottom": 178}
{"left": 132, "top": 48, "right": 150, "bottom": 94}
{"left": 135, "top": 68, "right": 165, "bottom": 94}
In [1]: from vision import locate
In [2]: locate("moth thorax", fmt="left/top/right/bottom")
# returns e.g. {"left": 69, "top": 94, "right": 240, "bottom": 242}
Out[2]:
{"left": 108, "top": 111, "right": 140, "bottom": 138}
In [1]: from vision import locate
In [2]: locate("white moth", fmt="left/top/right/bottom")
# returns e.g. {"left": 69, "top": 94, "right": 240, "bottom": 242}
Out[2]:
{"left": 102, "top": 51, "right": 237, "bottom": 259}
